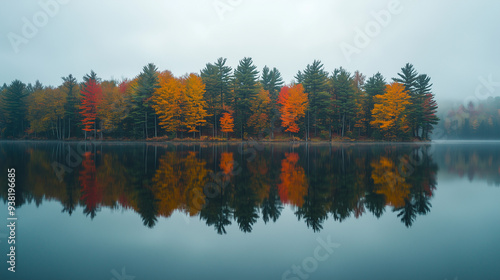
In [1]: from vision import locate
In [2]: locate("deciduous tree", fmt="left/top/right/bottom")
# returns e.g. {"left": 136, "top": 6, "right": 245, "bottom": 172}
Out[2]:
{"left": 370, "top": 82, "right": 411, "bottom": 140}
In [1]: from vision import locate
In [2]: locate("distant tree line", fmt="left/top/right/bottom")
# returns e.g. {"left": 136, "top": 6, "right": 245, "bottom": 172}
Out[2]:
{"left": 0, "top": 59, "right": 438, "bottom": 141}
{"left": 436, "top": 97, "right": 500, "bottom": 139}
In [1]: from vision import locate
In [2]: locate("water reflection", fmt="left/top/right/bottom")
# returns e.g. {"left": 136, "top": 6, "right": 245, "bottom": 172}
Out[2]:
{"left": 1, "top": 142, "right": 498, "bottom": 234}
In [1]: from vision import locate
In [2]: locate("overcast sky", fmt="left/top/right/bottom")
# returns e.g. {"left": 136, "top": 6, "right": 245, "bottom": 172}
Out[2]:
{"left": 1, "top": 0, "right": 499, "bottom": 102}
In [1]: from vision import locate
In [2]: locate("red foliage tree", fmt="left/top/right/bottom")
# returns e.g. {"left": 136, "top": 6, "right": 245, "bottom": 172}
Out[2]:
{"left": 80, "top": 77, "right": 102, "bottom": 139}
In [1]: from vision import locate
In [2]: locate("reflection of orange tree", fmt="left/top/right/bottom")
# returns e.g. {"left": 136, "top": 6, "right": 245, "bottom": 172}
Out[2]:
{"left": 151, "top": 152, "right": 208, "bottom": 217}
{"left": 220, "top": 152, "right": 234, "bottom": 176}
{"left": 79, "top": 152, "right": 103, "bottom": 219}
{"left": 371, "top": 156, "right": 410, "bottom": 208}
{"left": 278, "top": 153, "right": 308, "bottom": 207}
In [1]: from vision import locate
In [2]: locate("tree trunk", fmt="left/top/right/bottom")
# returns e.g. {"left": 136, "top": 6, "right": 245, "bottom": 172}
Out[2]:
{"left": 342, "top": 114, "right": 345, "bottom": 137}
{"left": 145, "top": 111, "right": 148, "bottom": 139}
{"left": 154, "top": 115, "right": 157, "bottom": 138}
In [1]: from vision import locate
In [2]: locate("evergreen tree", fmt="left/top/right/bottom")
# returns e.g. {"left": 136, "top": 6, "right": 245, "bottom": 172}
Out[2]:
{"left": 299, "top": 60, "right": 329, "bottom": 140}
{"left": 201, "top": 58, "right": 232, "bottom": 138}
{"left": 61, "top": 74, "right": 79, "bottom": 139}
{"left": 234, "top": 57, "right": 259, "bottom": 139}
{"left": 2, "top": 80, "right": 27, "bottom": 137}
{"left": 261, "top": 66, "right": 284, "bottom": 138}
{"left": 331, "top": 67, "right": 356, "bottom": 137}
{"left": 415, "top": 74, "right": 438, "bottom": 139}
{"left": 131, "top": 63, "right": 159, "bottom": 139}
{"left": 364, "top": 73, "right": 387, "bottom": 137}
{"left": 393, "top": 63, "right": 420, "bottom": 137}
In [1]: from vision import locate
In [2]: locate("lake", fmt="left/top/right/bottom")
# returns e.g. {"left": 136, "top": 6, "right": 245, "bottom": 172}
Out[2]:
{"left": 1, "top": 141, "right": 499, "bottom": 280}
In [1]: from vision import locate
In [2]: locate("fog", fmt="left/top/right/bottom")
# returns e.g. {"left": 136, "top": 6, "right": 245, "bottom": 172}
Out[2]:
{"left": 1, "top": 0, "right": 499, "bottom": 102}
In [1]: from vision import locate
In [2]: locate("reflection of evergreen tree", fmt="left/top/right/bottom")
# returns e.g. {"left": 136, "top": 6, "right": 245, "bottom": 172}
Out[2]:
{"left": 200, "top": 186, "right": 233, "bottom": 235}
{"left": 232, "top": 155, "right": 259, "bottom": 233}
{"left": 129, "top": 145, "right": 158, "bottom": 228}
{"left": 135, "top": 186, "right": 158, "bottom": 228}
{"left": 328, "top": 147, "right": 361, "bottom": 222}
{"left": 261, "top": 186, "right": 283, "bottom": 224}
{"left": 295, "top": 146, "right": 330, "bottom": 232}
{"left": 61, "top": 179, "right": 79, "bottom": 216}
{"left": 393, "top": 146, "right": 438, "bottom": 227}
{"left": 233, "top": 187, "right": 259, "bottom": 233}
{"left": 394, "top": 199, "right": 417, "bottom": 227}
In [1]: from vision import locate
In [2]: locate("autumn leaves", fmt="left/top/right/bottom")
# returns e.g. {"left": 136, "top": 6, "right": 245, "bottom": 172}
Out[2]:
{"left": 371, "top": 83, "right": 411, "bottom": 140}
{"left": 151, "top": 72, "right": 208, "bottom": 137}
{"left": 1, "top": 59, "right": 439, "bottom": 141}
{"left": 278, "top": 84, "right": 308, "bottom": 134}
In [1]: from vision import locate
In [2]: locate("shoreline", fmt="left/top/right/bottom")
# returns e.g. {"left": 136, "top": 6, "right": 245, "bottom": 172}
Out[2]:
{"left": 0, "top": 138, "right": 435, "bottom": 145}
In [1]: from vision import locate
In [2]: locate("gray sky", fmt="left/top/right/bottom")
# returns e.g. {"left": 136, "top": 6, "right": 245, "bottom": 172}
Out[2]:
{"left": 1, "top": 0, "right": 499, "bottom": 102}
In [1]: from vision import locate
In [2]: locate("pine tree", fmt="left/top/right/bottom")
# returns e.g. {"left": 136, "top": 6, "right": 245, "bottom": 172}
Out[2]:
{"left": 331, "top": 67, "right": 356, "bottom": 137}
{"left": 299, "top": 60, "right": 329, "bottom": 140}
{"left": 131, "top": 63, "right": 159, "bottom": 139}
{"left": 261, "top": 66, "right": 284, "bottom": 138}
{"left": 2, "top": 80, "right": 27, "bottom": 137}
{"left": 393, "top": 63, "right": 420, "bottom": 137}
{"left": 364, "top": 73, "right": 387, "bottom": 137}
{"left": 61, "top": 74, "right": 79, "bottom": 139}
{"left": 201, "top": 57, "right": 232, "bottom": 138}
{"left": 234, "top": 57, "right": 259, "bottom": 139}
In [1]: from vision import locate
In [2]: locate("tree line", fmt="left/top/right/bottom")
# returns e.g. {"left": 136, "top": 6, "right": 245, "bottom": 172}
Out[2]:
{"left": 0, "top": 58, "right": 439, "bottom": 141}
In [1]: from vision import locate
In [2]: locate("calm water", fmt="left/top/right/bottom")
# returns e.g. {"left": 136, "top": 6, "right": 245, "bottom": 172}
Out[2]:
{"left": 0, "top": 141, "right": 499, "bottom": 280}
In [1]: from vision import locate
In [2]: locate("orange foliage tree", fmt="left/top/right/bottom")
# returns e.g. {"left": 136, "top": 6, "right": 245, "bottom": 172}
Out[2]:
{"left": 277, "top": 84, "right": 308, "bottom": 135}
{"left": 370, "top": 82, "right": 411, "bottom": 140}
{"left": 220, "top": 106, "right": 234, "bottom": 139}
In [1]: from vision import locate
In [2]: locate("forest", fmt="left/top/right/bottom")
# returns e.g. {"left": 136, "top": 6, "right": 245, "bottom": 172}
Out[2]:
{"left": 0, "top": 59, "right": 439, "bottom": 141}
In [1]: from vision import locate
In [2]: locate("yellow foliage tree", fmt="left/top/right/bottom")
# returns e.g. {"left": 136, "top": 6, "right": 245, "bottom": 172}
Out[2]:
{"left": 370, "top": 82, "right": 411, "bottom": 140}
{"left": 151, "top": 71, "right": 183, "bottom": 136}
{"left": 27, "top": 87, "right": 66, "bottom": 135}
{"left": 182, "top": 73, "right": 209, "bottom": 138}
